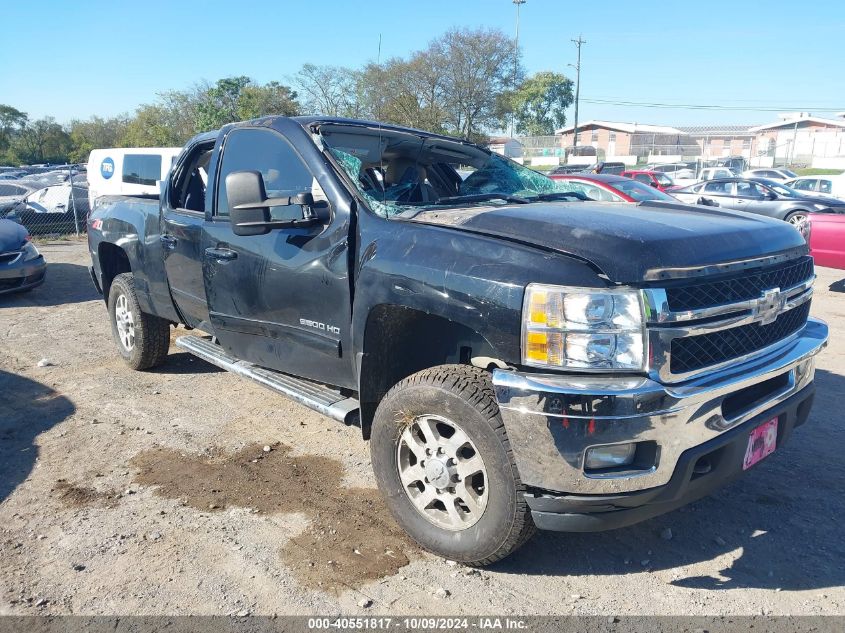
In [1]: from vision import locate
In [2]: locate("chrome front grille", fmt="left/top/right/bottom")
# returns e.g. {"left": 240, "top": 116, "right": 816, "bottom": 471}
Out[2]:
{"left": 670, "top": 301, "right": 811, "bottom": 374}
{"left": 665, "top": 256, "right": 814, "bottom": 311}
{"left": 644, "top": 256, "right": 815, "bottom": 383}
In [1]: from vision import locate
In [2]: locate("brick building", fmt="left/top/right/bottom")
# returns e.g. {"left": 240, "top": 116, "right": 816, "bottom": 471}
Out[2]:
{"left": 555, "top": 120, "right": 701, "bottom": 163}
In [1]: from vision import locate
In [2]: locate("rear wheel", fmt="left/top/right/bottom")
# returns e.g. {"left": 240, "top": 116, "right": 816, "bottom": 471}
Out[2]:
{"left": 370, "top": 365, "right": 535, "bottom": 566}
{"left": 108, "top": 273, "right": 170, "bottom": 370}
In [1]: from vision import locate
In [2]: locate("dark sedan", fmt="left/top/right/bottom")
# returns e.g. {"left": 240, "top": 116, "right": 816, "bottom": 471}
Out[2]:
{"left": 671, "top": 177, "right": 845, "bottom": 226}
{"left": 0, "top": 219, "right": 46, "bottom": 294}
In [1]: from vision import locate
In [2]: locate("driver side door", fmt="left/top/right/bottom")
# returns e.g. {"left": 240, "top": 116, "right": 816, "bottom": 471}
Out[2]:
{"left": 202, "top": 127, "right": 355, "bottom": 389}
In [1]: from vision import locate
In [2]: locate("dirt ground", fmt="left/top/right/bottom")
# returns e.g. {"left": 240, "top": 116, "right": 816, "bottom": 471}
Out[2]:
{"left": 1, "top": 239, "right": 844, "bottom": 616}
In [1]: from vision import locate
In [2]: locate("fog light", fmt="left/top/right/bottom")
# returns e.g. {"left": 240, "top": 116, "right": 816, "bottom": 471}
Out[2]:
{"left": 585, "top": 443, "right": 637, "bottom": 470}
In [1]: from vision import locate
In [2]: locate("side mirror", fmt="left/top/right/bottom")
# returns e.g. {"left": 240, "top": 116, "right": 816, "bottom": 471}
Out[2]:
{"left": 226, "top": 170, "right": 318, "bottom": 237}
{"left": 650, "top": 181, "right": 659, "bottom": 188}
{"left": 767, "top": 191, "right": 778, "bottom": 200}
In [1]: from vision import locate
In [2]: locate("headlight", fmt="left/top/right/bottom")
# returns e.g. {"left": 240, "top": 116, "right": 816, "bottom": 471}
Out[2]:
{"left": 522, "top": 284, "right": 646, "bottom": 371}
{"left": 21, "top": 241, "right": 40, "bottom": 262}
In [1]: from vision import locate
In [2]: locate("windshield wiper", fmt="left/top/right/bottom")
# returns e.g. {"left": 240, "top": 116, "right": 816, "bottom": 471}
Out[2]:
{"left": 436, "top": 193, "right": 530, "bottom": 205}
{"left": 532, "top": 191, "right": 589, "bottom": 202}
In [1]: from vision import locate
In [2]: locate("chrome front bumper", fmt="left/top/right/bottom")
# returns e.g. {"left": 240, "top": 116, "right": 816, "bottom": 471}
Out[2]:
{"left": 492, "top": 317, "right": 829, "bottom": 495}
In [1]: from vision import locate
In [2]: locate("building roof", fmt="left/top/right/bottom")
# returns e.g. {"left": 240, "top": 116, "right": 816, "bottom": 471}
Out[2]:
{"left": 487, "top": 136, "right": 523, "bottom": 145}
{"left": 555, "top": 120, "right": 684, "bottom": 135}
{"left": 750, "top": 116, "right": 845, "bottom": 132}
{"left": 677, "top": 125, "right": 756, "bottom": 137}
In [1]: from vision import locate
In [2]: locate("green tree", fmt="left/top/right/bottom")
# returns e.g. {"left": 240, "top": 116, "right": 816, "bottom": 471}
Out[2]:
{"left": 237, "top": 81, "right": 299, "bottom": 119}
{"left": 507, "top": 71, "right": 574, "bottom": 136}
{"left": 0, "top": 104, "right": 28, "bottom": 159}
{"left": 68, "top": 115, "right": 131, "bottom": 163}
{"left": 352, "top": 28, "right": 517, "bottom": 141}
{"left": 12, "top": 117, "right": 72, "bottom": 164}
{"left": 121, "top": 104, "right": 188, "bottom": 147}
{"left": 357, "top": 56, "right": 447, "bottom": 133}
{"left": 195, "top": 76, "right": 253, "bottom": 132}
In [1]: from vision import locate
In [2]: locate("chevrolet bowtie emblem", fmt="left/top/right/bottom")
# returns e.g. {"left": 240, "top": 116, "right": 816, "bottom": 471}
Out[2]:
{"left": 754, "top": 287, "right": 786, "bottom": 326}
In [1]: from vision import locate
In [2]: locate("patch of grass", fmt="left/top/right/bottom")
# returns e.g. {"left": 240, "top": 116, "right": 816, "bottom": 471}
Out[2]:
{"left": 794, "top": 168, "right": 844, "bottom": 176}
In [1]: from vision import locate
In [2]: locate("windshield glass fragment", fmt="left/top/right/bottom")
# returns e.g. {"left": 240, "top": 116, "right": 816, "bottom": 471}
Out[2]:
{"left": 318, "top": 124, "right": 582, "bottom": 217}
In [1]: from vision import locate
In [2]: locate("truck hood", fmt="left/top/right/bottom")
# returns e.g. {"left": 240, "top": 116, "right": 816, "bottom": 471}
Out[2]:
{"left": 405, "top": 201, "right": 807, "bottom": 283}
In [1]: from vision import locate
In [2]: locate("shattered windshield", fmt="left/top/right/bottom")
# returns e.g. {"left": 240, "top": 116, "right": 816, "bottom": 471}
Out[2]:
{"left": 318, "top": 124, "right": 582, "bottom": 218}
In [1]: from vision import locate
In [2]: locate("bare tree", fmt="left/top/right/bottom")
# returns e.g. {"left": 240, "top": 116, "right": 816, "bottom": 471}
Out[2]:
{"left": 430, "top": 27, "right": 522, "bottom": 141}
{"left": 295, "top": 64, "right": 361, "bottom": 117}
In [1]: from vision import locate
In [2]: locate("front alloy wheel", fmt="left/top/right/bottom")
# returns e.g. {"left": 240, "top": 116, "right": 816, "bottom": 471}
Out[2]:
{"left": 370, "top": 365, "right": 535, "bottom": 566}
{"left": 398, "top": 414, "right": 488, "bottom": 530}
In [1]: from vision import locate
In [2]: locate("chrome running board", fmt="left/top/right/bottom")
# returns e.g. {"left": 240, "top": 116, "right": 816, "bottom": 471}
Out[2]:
{"left": 175, "top": 335, "right": 359, "bottom": 424}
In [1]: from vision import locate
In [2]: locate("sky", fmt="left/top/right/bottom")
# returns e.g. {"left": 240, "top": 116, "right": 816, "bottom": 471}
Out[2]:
{"left": 2, "top": 0, "right": 844, "bottom": 129}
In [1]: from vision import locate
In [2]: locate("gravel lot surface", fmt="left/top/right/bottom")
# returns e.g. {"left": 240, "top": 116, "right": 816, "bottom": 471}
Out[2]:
{"left": 1, "top": 239, "right": 843, "bottom": 616}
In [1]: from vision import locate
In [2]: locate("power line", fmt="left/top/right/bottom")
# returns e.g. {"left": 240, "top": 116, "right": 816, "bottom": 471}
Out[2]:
{"left": 588, "top": 94, "right": 845, "bottom": 106}
{"left": 580, "top": 97, "right": 845, "bottom": 112}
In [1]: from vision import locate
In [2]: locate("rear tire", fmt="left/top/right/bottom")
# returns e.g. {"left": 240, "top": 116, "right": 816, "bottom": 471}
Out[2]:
{"left": 108, "top": 272, "right": 170, "bottom": 370}
{"left": 370, "top": 365, "right": 535, "bottom": 566}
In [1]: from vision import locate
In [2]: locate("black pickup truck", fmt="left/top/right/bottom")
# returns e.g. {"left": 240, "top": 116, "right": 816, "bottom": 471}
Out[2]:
{"left": 88, "top": 116, "right": 828, "bottom": 565}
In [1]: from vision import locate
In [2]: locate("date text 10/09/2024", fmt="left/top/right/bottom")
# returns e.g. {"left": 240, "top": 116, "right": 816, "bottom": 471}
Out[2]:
{"left": 307, "top": 617, "right": 529, "bottom": 630}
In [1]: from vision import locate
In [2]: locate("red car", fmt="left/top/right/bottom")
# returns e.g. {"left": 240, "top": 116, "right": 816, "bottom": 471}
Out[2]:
{"left": 621, "top": 170, "right": 675, "bottom": 192}
{"left": 808, "top": 212, "right": 845, "bottom": 269}
{"left": 550, "top": 173, "right": 678, "bottom": 203}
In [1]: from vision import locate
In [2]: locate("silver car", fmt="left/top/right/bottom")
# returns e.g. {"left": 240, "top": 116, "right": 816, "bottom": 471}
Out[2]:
{"left": 671, "top": 177, "right": 845, "bottom": 226}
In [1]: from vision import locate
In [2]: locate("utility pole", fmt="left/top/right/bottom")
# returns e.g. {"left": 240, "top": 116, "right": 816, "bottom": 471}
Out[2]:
{"left": 511, "top": 0, "right": 526, "bottom": 137}
{"left": 569, "top": 35, "right": 585, "bottom": 150}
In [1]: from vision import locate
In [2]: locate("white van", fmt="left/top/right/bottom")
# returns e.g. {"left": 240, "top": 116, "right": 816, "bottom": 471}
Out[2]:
{"left": 87, "top": 147, "right": 181, "bottom": 208}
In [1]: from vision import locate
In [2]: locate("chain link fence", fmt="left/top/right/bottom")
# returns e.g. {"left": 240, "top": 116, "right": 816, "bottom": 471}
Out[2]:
{"left": 511, "top": 132, "right": 845, "bottom": 171}
{"left": 0, "top": 164, "right": 89, "bottom": 238}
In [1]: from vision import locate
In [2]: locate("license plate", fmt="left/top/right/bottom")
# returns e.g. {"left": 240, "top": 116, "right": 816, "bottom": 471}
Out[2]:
{"left": 743, "top": 417, "right": 778, "bottom": 470}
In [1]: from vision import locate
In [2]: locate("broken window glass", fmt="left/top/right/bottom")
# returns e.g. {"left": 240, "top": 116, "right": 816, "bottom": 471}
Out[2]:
{"left": 321, "top": 126, "right": 583, "bottom": 218}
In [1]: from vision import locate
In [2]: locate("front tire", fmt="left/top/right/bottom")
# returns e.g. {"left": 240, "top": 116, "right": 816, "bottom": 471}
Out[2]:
{"left": 785, "top": 210, "right": 808, "bottom": 226}
{"left": 108, "top": 272, "right": 170, "bottom": 370}
{"left": 370, "top": 365, "right": 535, "bottom": 566}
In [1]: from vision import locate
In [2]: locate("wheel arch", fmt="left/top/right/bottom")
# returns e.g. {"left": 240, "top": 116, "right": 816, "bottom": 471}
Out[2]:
{"left": 98, "top": 242, "right": 132, "bottom": 302}
{"left": 357, "top": 304, "right": 503, "bottom": 440}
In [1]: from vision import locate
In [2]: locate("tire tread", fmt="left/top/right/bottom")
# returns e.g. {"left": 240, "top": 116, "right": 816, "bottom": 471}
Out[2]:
{"left": 110, "top": 273, "right": 170, "bottom": 370}
{"left": 380, "top": 364, "right": 536, "bottom": 565}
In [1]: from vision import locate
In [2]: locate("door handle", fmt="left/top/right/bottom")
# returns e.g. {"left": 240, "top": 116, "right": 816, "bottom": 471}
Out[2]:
{"left": 205, "top": 247, "right": 238, "bottom": 262}
{"left": 160, "top": 234, "right": 178, "bottom": 249}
